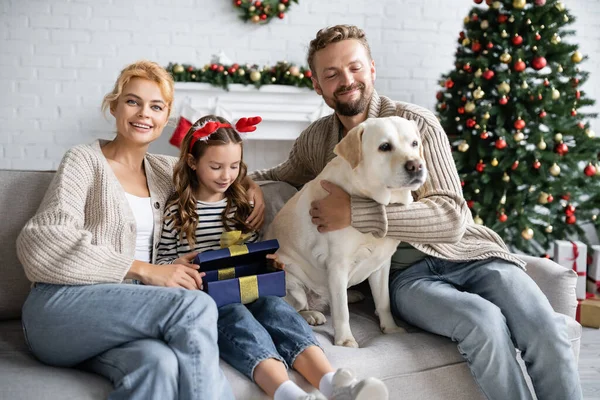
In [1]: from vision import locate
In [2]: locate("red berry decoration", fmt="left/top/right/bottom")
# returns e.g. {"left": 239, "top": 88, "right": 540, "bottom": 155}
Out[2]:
{"left": 555, "top": 142, "right": 569, "bottom": 156}
{"left": 535, "top": 33, "right": 542, "bottom": 41}
{"left": 566, "top": 215, "right": 577, "bottom": 225}
{"left": 498, "top": 213, "right": 508, "bottom": 222}
{"left": 476, "top": 161, "right": 485, "bottom": 173}
{"left": 480, "top": 131, "right": 489, "bottom": 139}
{"left": 565, "top": 204, "right": 576, "bottom": 216}
{"left": 445, "top": 79, "right": 454, "bottom": 89}
{"left": 495, "top": 138, "right": 507, "bottom": 149}
{"left": 461, "top": 181, "right": 465, "bottom": 187}
{"left": 466, "top": 118, "right": 477, "bottom": 128}
{"left": 487, "top": 41, "right": 494, "bottom": 49}
{"left": 467, "top": 200, "right": 475, "bottom": 208}
{"left": 513, "top": 59, "right": 526, "bottom": 72}
{"left": 512, "top": 35, "right": 523, "bottom": 46}
{"left": 584, "top": 164, "right": 597, "bottom": 177}
{"left": 458, "top": 107, "right": 465, "bottom": 114}
{"left": 514, "top": 118, "right": 526, "bottom": 130}
{"left": 533, "top": 160, "right": 541, "bottom": 169}
{"left": 483, "top": 69, "right": 495, "bottom": 80}
{"left": 539, "top": 110, "right": 547, "bottom": 118}
{"left": 499, "top": 96, "right": 508, "bottom": 105}
{"left": 532, "top": 56, "right": 547, "bottom": 70}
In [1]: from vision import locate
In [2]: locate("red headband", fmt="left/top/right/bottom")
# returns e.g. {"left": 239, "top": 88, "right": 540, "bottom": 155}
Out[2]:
{"left": 188, "top": 116, "right": 262, "bottom": 152}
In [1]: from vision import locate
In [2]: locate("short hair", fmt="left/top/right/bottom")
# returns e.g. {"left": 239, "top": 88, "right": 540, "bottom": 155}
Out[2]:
{"left": 101, "top": 60, "right": 174, "bottom": 118}
{"left": 307, "top": 25, "right": 372, "bottom": 75}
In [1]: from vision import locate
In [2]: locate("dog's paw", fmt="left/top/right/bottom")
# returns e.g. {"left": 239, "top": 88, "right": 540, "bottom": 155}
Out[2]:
{"left": 381, "top": 324, "right": 406, "bottom": 334}
{"left": 335, "top": 337, "right": 359, "bottom": 348}
{"left": 347, "top": 290, "right": 365, "bottom": 304}
{"left": 300, "top": 310, "right": 327, "bottom": 326}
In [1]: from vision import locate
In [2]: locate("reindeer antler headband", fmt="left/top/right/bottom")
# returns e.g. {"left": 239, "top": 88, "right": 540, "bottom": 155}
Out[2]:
{"left": 188, "top": 116, "right": 262, "bottom": 152}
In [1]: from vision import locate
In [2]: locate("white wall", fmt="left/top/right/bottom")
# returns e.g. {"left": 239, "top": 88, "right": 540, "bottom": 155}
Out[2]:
{"left": 1, "top": 0, "right": 598, "bottom": 171}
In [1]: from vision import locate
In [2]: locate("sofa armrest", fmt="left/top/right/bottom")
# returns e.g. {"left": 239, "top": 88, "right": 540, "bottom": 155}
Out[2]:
{"left": 516, "top": 254, "right": 578, "bottom": 319}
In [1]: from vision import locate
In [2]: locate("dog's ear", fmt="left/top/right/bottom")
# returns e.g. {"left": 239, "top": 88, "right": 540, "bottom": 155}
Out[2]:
{"left": 410, "top": 120, "right": 425, "bottom": 160}
{"left": 334, "top": 123, "right": 365, "bottom": 169}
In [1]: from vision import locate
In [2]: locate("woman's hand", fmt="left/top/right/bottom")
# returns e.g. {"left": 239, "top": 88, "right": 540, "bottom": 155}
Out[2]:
{"left": 266, "top": 253, "right": 285, "bottom": 271}
{"left": 244, "top": 177, "right": 265, "bottom": 230}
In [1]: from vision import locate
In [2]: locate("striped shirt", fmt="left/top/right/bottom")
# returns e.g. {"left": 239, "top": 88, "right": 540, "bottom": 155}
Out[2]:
{"left": 156, "top": 198, "right": 258, "bottom": 264}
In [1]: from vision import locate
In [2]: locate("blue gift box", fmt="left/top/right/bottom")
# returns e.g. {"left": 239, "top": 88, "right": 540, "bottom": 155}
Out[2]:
{"left": 194, "top": 239, "right": 286, "bottom": 307}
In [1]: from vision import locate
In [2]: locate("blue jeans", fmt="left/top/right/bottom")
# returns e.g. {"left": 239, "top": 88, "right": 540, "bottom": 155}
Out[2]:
{"left": 218, "top": 296, "right": 321, "bottom": 380}
{"left": 390, "top": 257, "right": 582, "bottom": 400}
{"left": 21, "top": 283, "right": 234, "bottom": 400}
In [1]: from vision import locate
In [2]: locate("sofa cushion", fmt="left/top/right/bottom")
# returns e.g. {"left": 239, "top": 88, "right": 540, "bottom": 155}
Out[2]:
{"left": 0, "top": 170, "right": 54, "bottom": 321}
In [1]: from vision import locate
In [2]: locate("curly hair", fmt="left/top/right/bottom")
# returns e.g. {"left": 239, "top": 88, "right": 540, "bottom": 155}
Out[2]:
{"left": 167, "top": 115, "right": 254, "bottom": 247}
{"left": 307, "top": 25, "right": 372, "bottom": 76}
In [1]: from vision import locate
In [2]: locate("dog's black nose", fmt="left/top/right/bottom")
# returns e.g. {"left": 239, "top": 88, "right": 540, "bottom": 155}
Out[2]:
{"left": 405, "top": 160, "right": 423, "bottom": 173}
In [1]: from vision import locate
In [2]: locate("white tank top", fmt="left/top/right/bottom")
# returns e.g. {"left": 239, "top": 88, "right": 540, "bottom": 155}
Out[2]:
{"left": 125, "top": 193, "right": 154, "bottom": 263}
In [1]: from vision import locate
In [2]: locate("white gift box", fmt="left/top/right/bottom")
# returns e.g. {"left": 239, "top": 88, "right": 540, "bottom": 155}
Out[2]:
{"left": 554, "top": 240, "right": 587, "bottom": 300}
{"left": 587, "top": 245, "right": 600, "bottom": 296}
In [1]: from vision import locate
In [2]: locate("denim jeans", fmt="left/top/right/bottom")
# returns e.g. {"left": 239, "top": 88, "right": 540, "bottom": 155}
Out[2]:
{"left": 389, "top": 256, "right": 582, "bottom": 400}
{"left": 21, "top": 283, "right": 234, "bottom": 400}
{"left": 217, "top": 296, "right": 321, "bottom": 380}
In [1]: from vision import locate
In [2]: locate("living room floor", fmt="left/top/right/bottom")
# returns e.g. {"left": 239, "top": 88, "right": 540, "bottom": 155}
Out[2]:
{"left": 581, "top": 327, "right": 600, "bottom": 399}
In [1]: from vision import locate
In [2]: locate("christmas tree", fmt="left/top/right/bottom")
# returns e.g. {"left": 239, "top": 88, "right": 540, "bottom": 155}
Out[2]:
{"left": 436, "top": 0, "right": 599, "bottom": 255}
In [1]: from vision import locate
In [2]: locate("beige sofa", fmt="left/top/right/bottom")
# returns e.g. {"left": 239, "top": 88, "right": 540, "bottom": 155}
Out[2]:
{"left": 0, "top": 169, "right": 582, "bottom": 400}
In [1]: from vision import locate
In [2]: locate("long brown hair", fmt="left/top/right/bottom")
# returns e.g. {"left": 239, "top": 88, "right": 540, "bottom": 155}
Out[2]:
{"left": 167, "top": 115, "right": 253, "bottom": 247}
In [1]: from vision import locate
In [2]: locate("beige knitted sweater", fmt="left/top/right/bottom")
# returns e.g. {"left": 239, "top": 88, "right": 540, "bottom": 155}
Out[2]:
{"left": 16, "top": 140, "right": 177, "bottom": 285}
{"left": 250, "top": 92, "right": 526, "bottom": 268}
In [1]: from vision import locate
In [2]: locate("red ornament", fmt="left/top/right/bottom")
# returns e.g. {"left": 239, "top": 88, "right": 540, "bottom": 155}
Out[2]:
{"left": 476, "top": 161, "right": 485, "bottom": 173}
{"left": 217, "top": 65, "right": 225, "bottom": 72}
{"left": 512, "top": 35, "right": 523, "bottom": 46}
{"left": 578, "top": 122, "right": 585, "bottom": 129}
{"left": 459, "top": 31, "right": 466, "bottom": 40}
{"left": 281, "top": 0, "right": 288, "bottom": 3}
{"left": 260, "top": 14, "right": 267, "bottom": 20}
{"left": 471, "top": 14, "right": 479, "bottom": 22}
{"left": 513, "top": 59, "right": 526, "bottom": 72}
{"left": 543, "top": 79, "right": 550, "bottom": 87}
{"left": 467, "top": 200, "right": 475, "bottom": 208}
{"left": 487, "top": 41, "right": 494, "bottom": 49}
{"left": 210, "top": 63, "right": 219, "bottom": 71}
{"left": 436, "top": 91, "right": 443, "bottom": 100}
{"left": 514, "top": 118, "right": 526, "bottom": 130}
{"left": 498, "top": 14, "right": 508, "bottom": 23}
{"left": 234, "top": 0, "right": 242, "bottom": 5}
{"left": 228, "top": 66, "right": 236, "bottom": 74}
{"left": 445, "top": 79, "right": 454, "bottom": 89}
{"left": 498, "top": 213, "right": 508, "bottom": 223}
{"left": 547, "top": 194, "right": 554, "bottom": 203}
{"left": 572, "top": 78, "right": 579, "bottom": 87}
{"left": 499, "top": 96, "right": 508, "bottom": 105}
{"left": 566, "top": 215, "right": 577, "bottom": 224}
{"left": 466, "top": 118, "right": 477, "bottom": 128}
{"left": 535, "top": 33, "right": 542, "bottom": 41}
{"left": 495, "top": 138, "right": 507, "bottom": 149}
{"left": 584, "top": 164, "right": 597, "bottom": 177}
{"left": 440, "top": 103, "right": 447, "bottom": 110}
{"left": 474, "top": 0, "right": 483, "bottom": 3}
{"left": 278, "top": 12, "right": 285, "bottom": 19}
{"left": 461, "top": 96, "right": 467, "bottom": 102}
{"left": 555, "top": 142, "right": 569, "bottom": 156}
{"left": 463, "top": 64, "right": 472, "bottom": 72}
{"left": 571, "top": 109, "right": 577, "bottom": 116}
{"left": 472, "top": 42, "right": 482, "bottom": 52}
{"left": 532, "top": 56, "right": 547, "bottom": 70}
{"left": 561, "top": 193, "right": 570, "bottom": 201}
{"left": 539, "top": 110, "right": 547, "bottom": 118}
{"left": 304, "top": 70, "right": 312, "bottom": 78}
{"left": 565, "top": 204, "right": 576, "bottom": 216}
{"left": 461, "top": 181, "right": 465, "bottom": 187}
{"left": 480, "top": 131, "right": 489, "bottom": 139}
{"left": 533, "top": 160, "right": 541, "bottom": 169}
{"left": 538, "top": 93, "right": 543, "bottom": 100}
{"left": 255, "top": 1, "right": 262, "bottom": 6}
{"left": 458, "top": 107, "right": 465, "bottom": 114}
{"left": 483, "top": 69, "right": 495, "bottom": 80}
{"left": 511, "top": 161, "right": 519, "bottom": 170}
{"left": 187, "top": 66, "right": 194, "bottom": 72}
{"left": 576, "top": 90, "right": 581, "bottom": 99}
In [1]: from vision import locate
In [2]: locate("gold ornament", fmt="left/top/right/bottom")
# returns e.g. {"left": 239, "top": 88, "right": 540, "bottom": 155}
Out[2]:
{"left": 521, "top": 228, "right": 534, "bottom": 240}
{"left": 593, "top": 215, "right": 598, "bottom": 221}
{"left": 250, "top": 70, "right": 261, "bottom": 82}
{"left": 483, "top": 112, "right": 490, "bottom": 120}
{"left": 288, "top": 66, "right": 300, "bottom": 76}
{"left": 492, "top": 1, "right": 502, "bottom": 9}
{"left": 545, "top": 225, "right": 553, "bottom": 233}
{"left": 551, "top": 34, "right": 561, "bottom": 45}
{"left": 172, "top": 64, "right": 184, "bottom": 73}
{"left": 537, "top": 139, "right": 547, "bottom": 150}
{"left": 462, "top": 38, "right": 471, "bottom": 46}
{"left": 491, "top": 158, "right": 499, "bottom": 167}
{"left": 500, "top": 194, "right": 506, "bottom": 204}
{"left": 526, "top": 19, "right": 531, "bottom": 25}
{"left": 549, "top": 163, "right": 561, "bottom": 176}
{"left": 271, "top": 77, "right": 276, "bottom": 82}
{"left": 249, "top": 5, "right": 256, "bottom": 12}
{"left": 278, "top": 3, "right": 286, "bottom": 11}
{"left": 473, "top": 87, "right": 485, "bottom": 99}
{"left": 501, "top": 30, "right": 508, "bottom": 38}
{"left": 513, "top": 0, "right": 526, "bottom": 10}
{"left": 586, "top": 129, "right": 595, "bottom": 138}
{"left": 521, "top": 81, "right": 529, "bottom": 89}
{"left": 514, "top": 132, "right": 524, "bottom": 142}
{"left": 557, "top": 65, "right": 563, "bottom": 73}
{"left": 528, "top": 186, "right": 536, "bottom": 193}
{"left": 502, "top": 173, "right": 510, "bottom": 182}
{"left": 475, "top": 69, "right": 483, "bottom": 78}
{"left": 571, "top": 51, "right": 583, "bottom": 63}
{"left": 554, "top": 133, "right": 563, "bottom": 142}
{"left": 509, "top": 16, "right": 515, "bottom": 23}
{"left": 298, "top": 73, "right": 304, "bottom": 79}
{"left": 481, "top": 20, "right": 489, "bottom": 30}
{"left": 564, "top": 15, "right": 569, "bottom": 22}
{"left": 500, "top": 53, "right": 512, "bottom": 64}
{"left": 190, "top": 74, "right": 196, "bottom": 79}
{"left": 474, "top": 216, "right": 484, "bottom": 225}
{"left": 556, "top": 1, "right": 565, "bottom": 11}
{"left": 465, "top": 102, "right": 476, "bottom": 113}
{"left": 474, "top": 189, "right": 480, "bottom": 194}
{"left": 551, "top": 88, "right": 560, "bottom": 100}
{"left": 464, "top": 16, "right": 471, "bottom": 24}
{"left": 237, "top": 68, "right": 246, "bottom": 76}
{"left": 458, "top": 141, "right": 470, "bottom": 152}
{"left": 596, "top": 164, "right": 600, "bottom": 177}
{"left": 532, "top": 46, "right": 538, "bottom": 52}
{"left": 538, "top": 192, "right": 549, "bottom": 204}
{"left": 497, "top": 82, "right": 510, "bottom": 94}
{"left": 251, "top": 15, "right": 260, "bottom": 23}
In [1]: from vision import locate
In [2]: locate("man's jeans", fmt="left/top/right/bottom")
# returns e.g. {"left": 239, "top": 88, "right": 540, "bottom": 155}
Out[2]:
{"left": 21, "top": 283, "right": 234, "bottom": 400}
{"left": 217, "top": 296, "right": 321, "bottom": 380}
{"left": 389, "top": 257, "right": 582, "bottom": 400}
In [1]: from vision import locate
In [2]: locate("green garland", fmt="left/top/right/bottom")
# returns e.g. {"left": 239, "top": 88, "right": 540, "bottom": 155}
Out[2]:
{"left": 233, "top": 0, "right": 299, "bottom": 24}
{"left": 167, "top": 61, "right": 313, "bottom": 91}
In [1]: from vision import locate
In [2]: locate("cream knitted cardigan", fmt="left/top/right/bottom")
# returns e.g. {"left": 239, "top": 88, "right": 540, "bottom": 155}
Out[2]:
{"left": 16, "top": 140, "right": 177, "bottom": 285}
{"left": 250, "top": 91, "right": 526, "bottom": 268}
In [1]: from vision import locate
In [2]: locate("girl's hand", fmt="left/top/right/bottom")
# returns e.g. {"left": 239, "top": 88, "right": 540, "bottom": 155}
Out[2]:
{"left": 266, "top": 253, "right": 285, "bottom": 271}
{"left": 173, "top": 252, "right": 199, "bottom": 269}
{"left": 129, "top": 260, "right": 205, "bottom": 290}
{"left": 245, "top": 178, "right": 265, "bottom": 230}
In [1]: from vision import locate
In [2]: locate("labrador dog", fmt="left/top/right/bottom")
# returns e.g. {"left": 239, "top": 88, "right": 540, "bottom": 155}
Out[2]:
{"left": 265, "top": 116, "right": 427, "bottom": 348}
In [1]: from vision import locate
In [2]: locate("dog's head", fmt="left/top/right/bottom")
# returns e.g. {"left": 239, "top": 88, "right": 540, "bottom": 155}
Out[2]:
{"left": 334, "top": 116, "right": 427, "bottom": 201}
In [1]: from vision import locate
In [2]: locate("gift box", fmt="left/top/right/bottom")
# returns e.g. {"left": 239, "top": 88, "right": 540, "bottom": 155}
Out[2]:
{"left": 586, "top": 245, "right": 600, "bottom": 296}
{"left": 579, "top": 295, "right": 600, "bottom": 329}
{"left": 554, "top": 240, "right": 587, "bottom": 300}
{"left": 194, "top": 239, "right": 286, "bottom": 307}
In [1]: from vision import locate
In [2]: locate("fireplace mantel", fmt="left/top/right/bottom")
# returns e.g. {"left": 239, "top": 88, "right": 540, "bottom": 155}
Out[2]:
{"left": 173, "top": 82, "right": 333, "bottom": 140}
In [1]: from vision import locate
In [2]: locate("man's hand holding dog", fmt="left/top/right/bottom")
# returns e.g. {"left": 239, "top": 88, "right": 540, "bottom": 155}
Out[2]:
{"left": 310, "top": 180, "right": 351, "bottom": 233}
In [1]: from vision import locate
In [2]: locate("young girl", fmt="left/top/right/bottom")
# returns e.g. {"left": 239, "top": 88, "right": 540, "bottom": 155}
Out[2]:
{"left": 156, "top": 115, "right": 388, "bottom": 400}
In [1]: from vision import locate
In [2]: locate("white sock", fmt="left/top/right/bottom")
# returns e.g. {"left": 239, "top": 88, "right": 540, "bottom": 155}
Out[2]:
{"left": 319, "top": 372, "right": 336, "bottom": 398}
{"left": 274, "top": 380, "right": 307, "bottom": 400}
